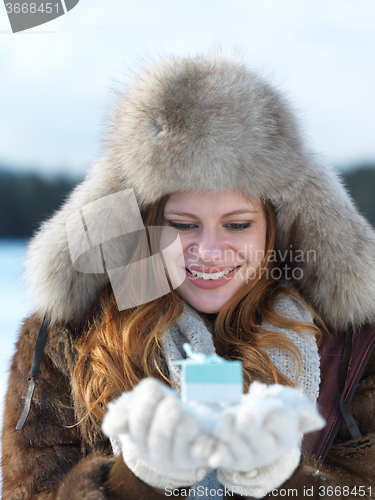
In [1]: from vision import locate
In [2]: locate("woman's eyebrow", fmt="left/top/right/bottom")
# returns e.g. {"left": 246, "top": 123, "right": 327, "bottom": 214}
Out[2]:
{"left": 164, "top": 209, "right": 258, "bottom": 218}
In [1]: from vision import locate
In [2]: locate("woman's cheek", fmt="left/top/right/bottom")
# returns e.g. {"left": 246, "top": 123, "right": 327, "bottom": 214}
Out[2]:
{"left": 160, "top": 228, "right": 186, "bottom": 288}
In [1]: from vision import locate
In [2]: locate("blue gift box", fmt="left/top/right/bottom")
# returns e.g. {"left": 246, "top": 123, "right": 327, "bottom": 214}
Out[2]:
{"left": 175, "top": 344, "right": 243, "bottom": 404}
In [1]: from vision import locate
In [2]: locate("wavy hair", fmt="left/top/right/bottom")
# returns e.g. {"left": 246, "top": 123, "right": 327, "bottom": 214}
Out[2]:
{"left": 72, "top": 194, "right": 323, "bottom": 425}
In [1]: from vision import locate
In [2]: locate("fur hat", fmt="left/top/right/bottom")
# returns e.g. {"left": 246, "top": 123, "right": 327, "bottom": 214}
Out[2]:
{"left": 25, "top": 53, "right": 375, "bottom": 330}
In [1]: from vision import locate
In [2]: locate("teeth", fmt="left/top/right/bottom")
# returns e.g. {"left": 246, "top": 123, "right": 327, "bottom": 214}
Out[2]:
{"left": 188, "top": 267, "right": 236, "bottom": 280}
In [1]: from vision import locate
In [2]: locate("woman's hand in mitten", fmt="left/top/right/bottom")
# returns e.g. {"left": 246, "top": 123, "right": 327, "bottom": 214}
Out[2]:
{"left": 102, "top": 377, "right": 214, "bottom": 472}
{"left": 209, "top": 381, "right": 325, "bottom": 471}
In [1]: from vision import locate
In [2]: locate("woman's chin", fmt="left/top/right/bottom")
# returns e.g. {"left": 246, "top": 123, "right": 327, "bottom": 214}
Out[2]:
{"left": 175, "top": 283, "right": 234, "bottom": 314}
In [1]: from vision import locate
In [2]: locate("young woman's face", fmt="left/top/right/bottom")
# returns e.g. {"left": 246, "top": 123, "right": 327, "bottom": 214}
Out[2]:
{"left": 162, "top": 190, "right": 267, "bottom": 313}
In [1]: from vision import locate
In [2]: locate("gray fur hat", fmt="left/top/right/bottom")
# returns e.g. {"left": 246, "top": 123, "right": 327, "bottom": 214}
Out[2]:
{"left": 25, "top": 53, "right": 375, "bottom": 330}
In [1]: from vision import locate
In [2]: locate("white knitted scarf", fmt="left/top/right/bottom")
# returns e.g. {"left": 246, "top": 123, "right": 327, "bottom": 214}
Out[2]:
{"left": 160, "top": 294, "right": 320, "bottom": 500}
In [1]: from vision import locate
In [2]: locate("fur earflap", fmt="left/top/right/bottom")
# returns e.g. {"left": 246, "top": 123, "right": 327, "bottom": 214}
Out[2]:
{"left": 25, "top": 53, "right": 375, "bottom": 330}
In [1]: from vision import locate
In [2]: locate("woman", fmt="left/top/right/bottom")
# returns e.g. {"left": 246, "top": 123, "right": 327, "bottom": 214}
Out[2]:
{"left": 2, "top": 53, "right": 375, "bottom": 499}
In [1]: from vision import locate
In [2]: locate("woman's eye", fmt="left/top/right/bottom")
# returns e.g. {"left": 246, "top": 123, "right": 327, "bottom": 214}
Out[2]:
{"left": 226, "top": 223, "right": 251, "bottom": 231}
{"left": 167, "top": 222, "right": 197, "bottom": 231}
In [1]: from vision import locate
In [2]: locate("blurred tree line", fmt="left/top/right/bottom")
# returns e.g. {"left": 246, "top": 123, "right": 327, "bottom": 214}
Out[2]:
{"left": 0, "top": 169, "right": 81, "bottom": 238}
{"left": 0, "top": 164, "right": 375, "bottom": 239}
{"left": 343, "top": 166, "right": 375, "bottom": 227}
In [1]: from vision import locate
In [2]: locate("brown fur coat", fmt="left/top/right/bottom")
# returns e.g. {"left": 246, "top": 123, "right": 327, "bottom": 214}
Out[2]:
{"left": 2, "top": 314, "right": 375, "bottom": 500}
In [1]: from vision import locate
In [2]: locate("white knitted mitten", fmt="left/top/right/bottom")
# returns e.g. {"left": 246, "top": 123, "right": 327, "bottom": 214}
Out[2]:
{"left": 208, "top": 381, "right": 324, "bottom": 471}
{"left": 209, "top": 382, "right": 324, "bottom": 496}
{"left": 217, "top": 446, "right": 301, "bottom": 498}
{"left": 102, "top": 378, "right": 213, "bottom": 488}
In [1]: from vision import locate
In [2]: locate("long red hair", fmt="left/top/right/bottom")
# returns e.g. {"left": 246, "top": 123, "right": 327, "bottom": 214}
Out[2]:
{"left": 72, "top": 195, "right": 323, "bottom": 425}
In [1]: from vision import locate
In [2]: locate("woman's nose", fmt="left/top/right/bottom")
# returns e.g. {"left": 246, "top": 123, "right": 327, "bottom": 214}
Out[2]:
{"left": 188, "top": 229, "right": 227, "bottom": 263}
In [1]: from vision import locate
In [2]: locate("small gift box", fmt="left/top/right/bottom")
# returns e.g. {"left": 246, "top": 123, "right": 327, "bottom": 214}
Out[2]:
{"left": 175, "top": 344, "right": 243, "bottom": 404}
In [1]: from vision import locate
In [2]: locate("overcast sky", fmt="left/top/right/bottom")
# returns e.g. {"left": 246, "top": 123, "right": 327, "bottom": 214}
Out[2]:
{"left": 0, "top": 0, "right": 374, "bottom": 178}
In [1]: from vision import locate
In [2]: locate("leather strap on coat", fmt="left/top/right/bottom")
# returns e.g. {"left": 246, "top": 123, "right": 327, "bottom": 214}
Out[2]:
{"left": 302, "top": 323, "right": 375, "bottom": 462}
{"left": 15, "top": 316, "right": 49, "bottom": 430}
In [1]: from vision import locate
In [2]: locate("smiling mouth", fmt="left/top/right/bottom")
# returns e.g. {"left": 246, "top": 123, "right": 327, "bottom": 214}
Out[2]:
{"left": 186, "top": 266, "right": 239, "bottom": 280}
